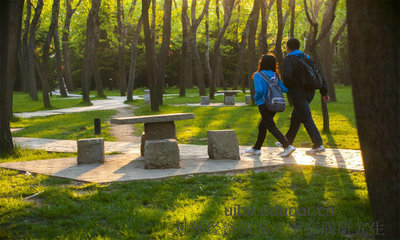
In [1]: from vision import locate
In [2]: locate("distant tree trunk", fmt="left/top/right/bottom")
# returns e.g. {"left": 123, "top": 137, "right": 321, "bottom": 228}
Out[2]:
{"left": 204, "top": 8, "right": 212, "bottom": 91}
{"left": 179, "top": 0, "right": 190, "bottom": 96}
{"left": 190, "top": 0, "right": 210, "bottom": 96}
{"left": 41, "top": 0, "right": 62, "bottom": 108}
{"left": 289, "top": 0, "right": 295, "bottom": 38}
{"left": 82, "top": 0, "right": 102, "bottom": 103}
{"left": 127, "top": 17, "right": 142, "bottom": 102}
{"left": 156, "top": 0, "right": 172, "bottom": 105}
{"left": 20, "top": 0, "right": 31, "bottom": 93}
{"left": 142, "top": 0, "right": 159, "bottom": 111}
{"left": 117, "top": 0, "right": 127, "bottom": 96}
{"left": 347, "top": 1, "right": 399, "bottom": 238}
{"left": 62, "top": 0, "right": 80, "bottom": 92}
{"left": 233, "top": 0, "right": 261, "bottom": 90}
{"left": 275, "top": 0, "right": 289, "bottom": 75}
{"left": 247, "top": 0, "right": 261, "bottom": 104}
{"left": 258, "top": 0, "right": 274, "bottom": 56}
{"left": 27, "top": 0, "right": 44, "bottom": 101}
{"left": 1, "top": 0, "right": 24, "bottom": 154}
{"left": 209, "top": 0, "right": 236, "bottom": 99}
{"left": 54, "top": 30, "right": 67, "bottom": 97}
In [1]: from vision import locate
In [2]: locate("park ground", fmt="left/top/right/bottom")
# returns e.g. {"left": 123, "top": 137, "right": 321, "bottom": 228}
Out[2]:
{"left": 0, "top": 86, "right": 374, "bottom": 239}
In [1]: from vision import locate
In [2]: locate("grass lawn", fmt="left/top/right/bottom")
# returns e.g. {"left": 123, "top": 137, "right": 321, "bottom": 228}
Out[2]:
{"left": 0, "top": 166, "right": 372, "bottom": 239}
{"left": 134, "top": 86, "right": 359, "bottom": 149}
{"left": 10, "top": 110, "right": 117, "bottom": 141}
{"left": 13, "top": 92, "right": 92, "bottom": 113}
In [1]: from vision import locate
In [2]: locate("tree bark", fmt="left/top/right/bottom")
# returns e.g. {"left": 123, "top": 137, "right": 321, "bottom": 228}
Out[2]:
{"left": 117, "top": 0, "right": 127, "bottom": 96}
{"left": 275, "top": 0, "right": 289, "bottom": 75}
{"left": 82, "top": 0, "right": 102, "bottom": 103}
{"left": 156, "top": 0, "right": 172, "bottom": 105}
{"left": 0, "top": 0, "right": 24, "bottom": 154}
{"left": 347, "top": 1, "right": 399, "bottom": 238}
{"left": 54, "top": 30, "right": 67, "bottom": 97}
{"left": 247, "top": 0, "right": 261, "bottom": 104}
{"left": 20, "top": 0, "right": 31, "bottom": 93}
{"left": 41, "top": 0, "right": 62, "bottom": 108}
{"left": 209, "top": 0, "right": 236, "bottom": 99}
{"left": 27, "top": 0, "right": 44, "bottom": 101}
{"left": 258, "top": 0, "right": 274, "bottom": 56}
{"left": 62, "top": 0, "right": 80, "bottom": 92}
{"left": 142, "top": 0, "right": 159, "bottom": 111}
{"left": 204, "top": 7, "right": 212, "bottom": 92}
{"left": 289, "top": 0, "right": 295, "bottom": 38}
{"left": 127, "top": 17, "right": 142, "bottom": 102}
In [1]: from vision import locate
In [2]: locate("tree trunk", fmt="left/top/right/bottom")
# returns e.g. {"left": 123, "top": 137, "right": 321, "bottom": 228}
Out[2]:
{"left": 54, "top": 28, "right": 67, "bottom": 97}
{"left": 82, "top": 0, "right": 102, "bottom": 103}
{"left": 247, "top": 0, "right": 261, "bottom": 104}
{"left": 204, "top": 7, "right": 212, "bottom": 91}
{"left": 142, "top": 0, "right": 159, "bottom": 111}
{"left": 0, "top": 0, "right": 24, "bottom": 154}
{"left": 275, "top": 0, "right": 289, "bottom": 75}
{"left": 127, "top": 17, "right": 142, "bottom": 102}
{"left": 41, "top": 0, "right": 62, "bottom": 108}
{"left": 209, "top": 0, "right": 236, "bottom": 99}
{"left": 347, "top": 1, "right": 399, "bottom": 238}
{"left": 20, "top": 0, "right": 31, "bottom": 93}
{"left": 27, "top": 0, "right": 44, "bottom": 101}
{"left": 320, "top": 30, "right": 336, "bottom": 102}
{"left": 117, "top": 0, "right": 127, "bottom": 96}
{"left": 289, "top": 0, "right": 295, "bottom": 38}
{"left": 258, "top": 0, "right": 274, "bottom": 56}
{"left": 62, "top": 0, "right": 80, "bottom": 92}
{"left": 157, "top": 0, "right": 172, "bottom": 105}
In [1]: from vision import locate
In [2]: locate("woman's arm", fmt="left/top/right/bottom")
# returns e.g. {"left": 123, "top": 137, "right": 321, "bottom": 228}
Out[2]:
{"left": 277, "top": 77, "right": 289, "bottom": 93}
{"left": 253, "top": 73, "right": 265, "bottom": 101}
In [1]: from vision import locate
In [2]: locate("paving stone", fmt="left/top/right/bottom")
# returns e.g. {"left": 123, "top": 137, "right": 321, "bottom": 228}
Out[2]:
{"left": 144, "top": 139, "right": 180, "bottom": 169}
{"left": 77, "top": 138, "right": 105, "bottom": 164}
{"left": 207, "top": 130, "right": 240, "bottom": 160}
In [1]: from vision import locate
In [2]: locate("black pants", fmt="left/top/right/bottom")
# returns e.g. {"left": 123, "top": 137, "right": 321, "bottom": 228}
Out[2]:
{"left": 286, "top": 87, "right": 323, "bottom": 148}
{"left": 253, "top": 105, "right": 290, "bottom": 150}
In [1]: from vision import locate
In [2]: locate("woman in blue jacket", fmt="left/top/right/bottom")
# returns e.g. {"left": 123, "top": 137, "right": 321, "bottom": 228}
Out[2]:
{"left": 245, "top": 54, "right": 296, "bottom": 157}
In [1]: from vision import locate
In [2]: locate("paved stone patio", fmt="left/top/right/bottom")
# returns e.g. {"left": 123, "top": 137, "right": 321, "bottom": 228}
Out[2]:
{"left": 1, "top": 138, "right": 364, "bottom": 183}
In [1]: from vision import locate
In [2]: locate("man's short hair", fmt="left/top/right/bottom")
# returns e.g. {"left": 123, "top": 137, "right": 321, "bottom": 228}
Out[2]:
{"left": 287, "top": 38, "right": 300, "bottom": 51}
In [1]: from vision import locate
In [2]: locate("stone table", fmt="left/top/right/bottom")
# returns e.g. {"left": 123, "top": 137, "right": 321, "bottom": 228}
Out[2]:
{"left": 111, "top": 113, "right": 195, "bottom": 155}
{"left": 217, "top": 90, "right": 242, "bottom": 105}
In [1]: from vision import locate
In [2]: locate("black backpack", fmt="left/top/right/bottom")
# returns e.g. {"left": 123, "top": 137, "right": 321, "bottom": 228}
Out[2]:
{"left": 288, "top": 54, "right": 324, "bottom": 91}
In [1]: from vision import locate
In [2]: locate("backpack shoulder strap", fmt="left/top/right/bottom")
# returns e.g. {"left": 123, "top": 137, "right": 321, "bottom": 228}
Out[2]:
{"left": 258, "top": 71, "right": 272, "bottom": 84}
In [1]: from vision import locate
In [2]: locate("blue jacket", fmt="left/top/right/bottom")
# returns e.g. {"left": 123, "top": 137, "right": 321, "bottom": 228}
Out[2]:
{"left": 287, "top": 49, "right": 310, "bottom": 59}
{"left": 254, "top": 70, "right": 288, "bottom": 106}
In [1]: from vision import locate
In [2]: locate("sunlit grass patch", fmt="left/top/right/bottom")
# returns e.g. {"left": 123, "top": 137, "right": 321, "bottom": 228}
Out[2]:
{"left": 0, "top": 147, "right": 76, "bottom": 164}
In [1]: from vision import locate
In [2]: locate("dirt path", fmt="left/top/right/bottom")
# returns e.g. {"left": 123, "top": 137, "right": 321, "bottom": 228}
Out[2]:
{"left": 109, "top": 107, "right": 141, "bottom": 143}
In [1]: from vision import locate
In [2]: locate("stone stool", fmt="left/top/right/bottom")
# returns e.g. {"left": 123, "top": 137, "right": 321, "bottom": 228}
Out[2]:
{"left": 245, "top": 95, "right": 252, "bottom": 105}
{"left": 207, "top": 130, "right": 240, "bottom": 160}
{"left": 77, "top": 138, "right": 105, "bottom": 164}
{"left": 201, "top": 96, "right": 210, "bottom": 105}
{"left": 225, "top": 96, "right": 236, "bottom": 105}
{"left": 145, "top": 139, "right": 180, "bottom": 169}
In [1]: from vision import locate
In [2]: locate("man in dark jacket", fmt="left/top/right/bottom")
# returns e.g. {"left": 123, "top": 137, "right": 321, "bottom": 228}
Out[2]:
{"left": 280, "top": 38, "right": 330, "bottom": 155}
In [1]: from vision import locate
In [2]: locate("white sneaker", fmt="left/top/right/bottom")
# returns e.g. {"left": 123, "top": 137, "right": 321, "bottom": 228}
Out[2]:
{"left": 245, "top": 148, "right": 261, "bottom": 155}
{"left": 280, "top": 145, "right": 296, "bottom": 157}
{"left": 306, "top": 145, "right": 326, "bottom": 155}
{"left": 275, "top": 142, "right": 283, "bottom": 148}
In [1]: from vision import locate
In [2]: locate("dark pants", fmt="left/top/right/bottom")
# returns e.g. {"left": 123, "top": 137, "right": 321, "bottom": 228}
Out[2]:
{"left": 286, "top": 87, "right": 323, "bottom": 148}
{"left": 253, "top": 105, "right": 290, "bottom": 150}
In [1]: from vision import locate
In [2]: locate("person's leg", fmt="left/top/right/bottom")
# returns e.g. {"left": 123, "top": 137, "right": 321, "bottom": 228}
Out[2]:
{"left": 301, "top": 91, "right": 323, "bottom": 148}
{"left": 253, "top": 120, "right": 267, "bottom": 150}
{"left": 285, "top": 90, "right": 304, "bottom": 145}
{"left": 258, "top": 105, "right": 290, "bottom": 148}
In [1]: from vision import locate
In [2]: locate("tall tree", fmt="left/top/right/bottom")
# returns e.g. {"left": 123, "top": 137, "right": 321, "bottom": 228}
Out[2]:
{"left": 142, "top": 0, "right": 159, "bottom": 111}
{"left": 209, "top": 0, "right": 236, "bottom": 99}
{"left": 117, "top": 0, "right": 127, "bottom": 96}
{"left": 0, "top": 0, "right": 24, "bottom": 154}
{"left": 274, "top": 0, "right": 289, "bottom": 75}
{"left": 347, "top": 0, "right": 399, "bottom": 238}
{"left": 246, "top": 0, "right": 261, "bottom": 103}
{"left": 62, "top": 0, "right": 81, "bottom": 92}
{"left": 156, "top": 0, "right": 173, "bottom": 105}
{"left": 257, "top": 0, "right": 274, "bottom": 57}
{"left": 189, "top": 0, "right": 210, "bottom": 96}
{"left": 204, "top": 5, "right": 212, "bottom": 92}
{"left": 289, "top": 0, "right": 295, "bottom": 38}
{"left": 304, "top": 0, "right": 338, "bottom": 132}
{"left": 81, "top": 0, "right": 102, "bottom": 103}
{"left": 179, "top": 0, "right": 190, "bottom": 96}
{"left": 40, "top": 0, "right": 63, "bottom": 108}
{"left": 53, "top": 12, "right": 67, "bottom": 97}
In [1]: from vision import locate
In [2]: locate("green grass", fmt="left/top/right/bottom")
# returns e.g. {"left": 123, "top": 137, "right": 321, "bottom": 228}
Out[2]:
{"left": 133, "top": 86, "right": 359, "bottom": 149}
{"left": 10, "top": 110, "right": 117, "bottom": 141}
{"left": 0, "top": 147, "right": 76, "bottom": 164}
{"left": 12, "top": 92, "right": 93, "bottom": 113}
{"left": 0, "top": 165, "right": 372, "bottom": 239}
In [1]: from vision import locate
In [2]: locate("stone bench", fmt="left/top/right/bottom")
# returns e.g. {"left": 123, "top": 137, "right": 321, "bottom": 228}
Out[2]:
{"left": 145, "top": 139, "right": 180, "bottom": 169}
{"left": 207, "top": 130, "right": 240, "bottom": 160}
{"left": 77, "top": 138, "right": 105, "bottom": 164}
{"left": 201, "top": 96, "right": 210, "bottom": 105}
{"left": 217, "top": 90, "right": 242, "bottom": 105}
{"left": 111, "top": 113, "right": 194, "bottom": 156}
